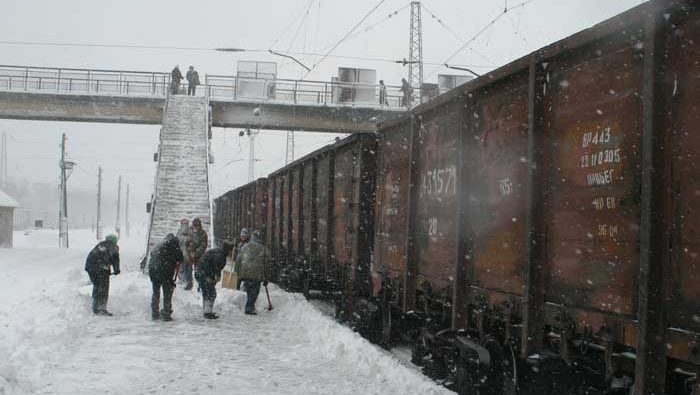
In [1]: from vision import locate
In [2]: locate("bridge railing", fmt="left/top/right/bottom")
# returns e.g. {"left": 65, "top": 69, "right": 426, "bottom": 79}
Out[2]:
{"left": 0, "top": 65, "right": 171, "bottom": 96}
{"left": 0, "top": 65, "right": 417, "bottom": 109}
{"left": 205, "top": 74, "right": 413, "bottom": 109}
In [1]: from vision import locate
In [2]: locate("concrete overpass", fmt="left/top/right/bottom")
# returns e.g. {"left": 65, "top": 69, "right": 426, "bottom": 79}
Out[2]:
{"left": 0, "top": 65, "right": 406, "bottom": 133}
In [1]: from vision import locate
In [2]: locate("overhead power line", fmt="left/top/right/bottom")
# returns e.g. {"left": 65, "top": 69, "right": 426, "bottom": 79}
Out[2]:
{"left": 277, "top": 49, "right": 492, "bottom": 68}
{"left": 0, "top": 40, "right": 266, "bottom": 52}
{"left": 426, "top": 0, "right": 538, "bottom": 80}
{"left": 302, "top": 0, "right": 387, "bottom": 80}
{"left": 420, "top": 4, "right": 497, "bottom": 67}
{"left": 268, "top": 0, "right": 316, "bottom": 50}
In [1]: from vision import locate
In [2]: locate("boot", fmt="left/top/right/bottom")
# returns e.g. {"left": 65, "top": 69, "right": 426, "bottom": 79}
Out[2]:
{"left": 160, "top": 310, "right": 172, "bottom": 321}
{"left": 203, "top": 300, "right": 218, "bottom": 319}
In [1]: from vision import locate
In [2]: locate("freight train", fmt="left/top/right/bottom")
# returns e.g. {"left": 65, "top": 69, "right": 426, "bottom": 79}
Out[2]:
{"left": 214, "top": 1, "right": 700, "bottom": 393}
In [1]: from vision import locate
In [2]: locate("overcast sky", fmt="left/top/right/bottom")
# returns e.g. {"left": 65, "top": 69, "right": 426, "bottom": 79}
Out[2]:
{"left": 0, "top": 0, "right": 645, "bottom": 227}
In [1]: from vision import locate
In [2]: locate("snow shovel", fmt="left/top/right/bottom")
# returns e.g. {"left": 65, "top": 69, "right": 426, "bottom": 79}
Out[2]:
{"left": 264, "top": 282, "right": 273, "bottom": 311}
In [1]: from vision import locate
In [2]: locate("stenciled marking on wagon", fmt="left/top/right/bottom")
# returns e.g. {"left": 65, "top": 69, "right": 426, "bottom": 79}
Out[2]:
{"left": 578, "top": 125, "right": 623, "bottom": 187}
{"left": 427, "top": 217, "right": 439, "bottom": 237}
{"left": 586, "top": 169, "right": 615, "bottom": 186}
{"left": 597, "top": 224, "right": 619, "bottom": 239}
{"left": 420, "top": 165, "right": 457, "bottom": 197}
{"left": 592, "top": 196, "right": 617, "bottom": 211}
{"left": 498, "top": 177, "right": 513, "bottom": 197}
{"left": 581, "top": 126, "right": 612, "bottom": 148}
{"left": 579, "top": 148, "right": 621, "bottom": 168}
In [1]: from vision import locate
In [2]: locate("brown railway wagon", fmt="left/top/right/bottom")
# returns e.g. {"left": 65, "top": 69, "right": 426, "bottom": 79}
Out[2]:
{"left": 213, "top": 189, "right": 235, "bottom": 246}
{"left": 266, "top": 133, "right": 378, "bottom": 300}
{"left": 212, "top": 178, "right": 267, "bottom": 247}
{"left": 370, "top": 1, "right": 700, "bottom": 394}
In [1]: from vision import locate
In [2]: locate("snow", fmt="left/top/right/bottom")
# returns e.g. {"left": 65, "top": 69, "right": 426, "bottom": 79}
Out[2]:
{"left": 0, "top": 229, "right": 452, "bottom": 395}
{"left": 0, "top": 190, "right": 19, "bottom": 208}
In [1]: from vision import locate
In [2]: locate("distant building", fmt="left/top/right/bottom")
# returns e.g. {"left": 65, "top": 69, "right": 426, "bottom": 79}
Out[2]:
{"left": 0, "top": 189, "right": 20, "bottom": 248}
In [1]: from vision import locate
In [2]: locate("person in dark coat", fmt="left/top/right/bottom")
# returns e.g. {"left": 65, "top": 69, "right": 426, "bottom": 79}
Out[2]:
{"left": 171, "top": 65, "right": 183, "bottom": 94}
{"left": 189, "top": 217, "right": 208, "bottom": 271}
{"left": 186, "top": 66, "right": 200, "bottom": 96}
{"left": 85, "top": 234, "right": 120, "bottom": 316}
{"left": 233, "top": 227, "right": 250, "bottom": 289}
{"left": 149, "top": 234, "right": 184, "bottom": 321}
{"left": 235, "top": 231, "right": 270, "bottom": 315}
{"left": 400, "top": 78, "right": 412, "bottom": 108}
{"left": 378, "top": 80, "right": 388, "bottom": 106}
{"left": 195, "top": 240, "right": 234, "bottom": 319}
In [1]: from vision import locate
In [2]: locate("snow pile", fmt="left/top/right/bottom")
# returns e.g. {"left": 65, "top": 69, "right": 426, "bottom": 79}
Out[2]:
{"left": 1, "top": 229, "right": 453, "bottom": 395}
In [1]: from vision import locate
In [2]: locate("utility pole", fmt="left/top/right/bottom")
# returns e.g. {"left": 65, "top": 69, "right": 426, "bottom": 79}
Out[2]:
{"left": 285, "top": 131, "right": 295, "bottom": 165}
{"left": 1, "top": 132, "right": 7, "bottom": 189}
{"left": 409, "top": 1, "right": 424, "bottom": 104}
{"left": 96, "top": 167, "right": 103, "bottom": 240}
{"left": 125, "top": 184, "right": 130, "bottom": 238}
{"left": 115, "top": 175, "right": 122, "bottom": 239}
{"left": 58, "top": 133, "right": 76, "bottom": 248}
{"left": 248, "top": 131, "right": 256, "bottom": 182}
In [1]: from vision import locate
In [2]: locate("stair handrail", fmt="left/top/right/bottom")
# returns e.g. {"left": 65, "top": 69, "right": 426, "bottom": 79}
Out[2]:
{"left": 144, "top": 87, "right": 172, "bottom": 267}
{"left": 204, "top": 85, "right": 214, "bottom": 247}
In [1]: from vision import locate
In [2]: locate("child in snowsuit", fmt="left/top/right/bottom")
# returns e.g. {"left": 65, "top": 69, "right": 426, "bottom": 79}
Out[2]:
{"left": 195, "top": 240, "right": 234, "bottom": 319}
{"left": 149, "top": 234, "right": 183, "bottom": 321}
{"left": 85, "top": 234, "right": 120, "bottom": 316}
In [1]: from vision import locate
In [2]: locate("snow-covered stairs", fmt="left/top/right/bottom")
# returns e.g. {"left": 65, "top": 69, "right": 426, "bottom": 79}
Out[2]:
{"left": 147, "top": 95, "right": 211, "bottom": 253}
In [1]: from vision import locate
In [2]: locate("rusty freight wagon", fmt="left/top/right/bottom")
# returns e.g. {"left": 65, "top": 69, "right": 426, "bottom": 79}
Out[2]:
{"left": 369, "top": 0, "right": 700, "bottom": 394}
{"left": 212, "top": 178, "right": 267, "bottom": 246}
{"left": 266, "top": 133, "right": 378, "bottom": 312}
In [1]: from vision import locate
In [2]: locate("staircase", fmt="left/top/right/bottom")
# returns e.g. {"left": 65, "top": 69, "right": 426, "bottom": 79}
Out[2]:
{"left": 147, "top": 94, "right": 211, "bottom": 255}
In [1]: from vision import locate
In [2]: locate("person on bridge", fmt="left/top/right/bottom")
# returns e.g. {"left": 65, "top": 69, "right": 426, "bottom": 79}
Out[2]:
{"left": 84, "top": 234, "right": 120, "bottom": 316}
{"left": 171, "top": 65, "right": 183, "bottom": 94}
{"left": 176, "top": 218, "right": 194, "bottom": 290}
{"left": 188, "top": 217, "right": 208, "bottom": 281}
{"left": 379, "top": 80, "right": 388, "bottom": 106}
{"left": 233, "top": 227, "right": 251, "bottom": 289}
{"left": 195, "top": 240, "right": 235, "bottom": 319}
{"left": 235, "top": 230, "right": 270, "bottom": 315}
{"left": 186, "top": 66, "right": 200, "bottom": 96}
{"left": 148, "top": 234, "right": 183, "bottom": 321}
{"left": 400, "top": 78, "right": 413, "bottom": 108}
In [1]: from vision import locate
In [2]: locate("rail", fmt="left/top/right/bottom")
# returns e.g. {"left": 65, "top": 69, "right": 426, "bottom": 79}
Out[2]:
{"left": 0, "top": 65, "right": 416, "bottom": 109}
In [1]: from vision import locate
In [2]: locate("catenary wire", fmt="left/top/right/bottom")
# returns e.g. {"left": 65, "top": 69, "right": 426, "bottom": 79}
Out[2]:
{"left": 302, "top": 0, "right": 387, "bottom": 80}
{"left": 425, "top": 0, "right": 538, "bottom": 80}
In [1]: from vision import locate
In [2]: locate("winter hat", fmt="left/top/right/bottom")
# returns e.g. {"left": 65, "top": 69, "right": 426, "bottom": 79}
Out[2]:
{"left": 192, "top": 218, "right": 202, "bottom": 226}
{"left": 180, "top": 218, "right": 190, "bottom": 225}
{"left": 240, "top": 228, "right": 250, "bottom": 237}
{"left": 164, "top": 233, "right": 179, "bottom": 247}
{"left": 105, "top": 234, "right": 118, "bottom": 244}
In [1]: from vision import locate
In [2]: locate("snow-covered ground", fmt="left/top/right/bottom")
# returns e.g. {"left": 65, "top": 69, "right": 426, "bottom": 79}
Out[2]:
{"left": 0, "top": 229, "right": 452, "bottom": 395}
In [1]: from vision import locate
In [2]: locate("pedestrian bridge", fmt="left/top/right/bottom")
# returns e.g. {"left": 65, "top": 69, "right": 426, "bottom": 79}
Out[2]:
{"left": 0, "top": 65, "right": 408, "bottom": 133}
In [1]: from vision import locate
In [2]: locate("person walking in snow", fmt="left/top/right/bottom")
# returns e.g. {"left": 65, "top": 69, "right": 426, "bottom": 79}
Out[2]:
{"left": 176, "top": 218, "right": 194, "bottom": 290}
{"left": 85, "top": 234, "right": 120, "bottom": 316}
{"left": 235, "top": 230, "right": 270, "bottom": 315}
{"left": 188, "top": 217, "right": 208, "bottom": 277}
{"left": 400, "top": 78, "right": 412, "bottom": 108}
{"left": 171, "top": 65, "right": 183, "bottom": 95}
{"left": 195, "top": 240, "right": 235, "bottom": 319}
{"left": 148, "top": 234, "right": 183, "bottom": 321}
{"left": 233, "top": 227, "right": 251, "bottom": 289}
{"left": 186, "top": 66, "right": 200, "bottom": 96}
{"left": 378, "top": 80, "right": 388, "bottom": 106}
